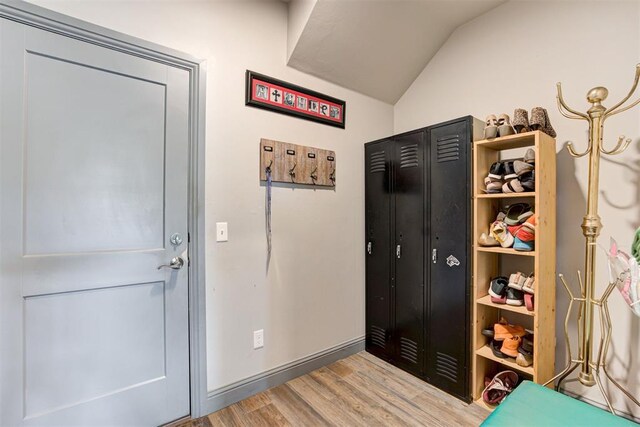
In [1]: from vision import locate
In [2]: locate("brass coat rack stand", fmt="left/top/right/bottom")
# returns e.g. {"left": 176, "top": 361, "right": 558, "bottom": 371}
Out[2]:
{"left": 543, "top": 65, "right": 640, "bottom": 414}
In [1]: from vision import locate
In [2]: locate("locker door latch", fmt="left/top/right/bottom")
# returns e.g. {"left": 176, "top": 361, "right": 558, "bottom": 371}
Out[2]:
{"left": 432, "top": 248, "right": 437, "bottom": 264}
{"left": 367, "top": 241, "right": 372, "bottom": 255}
{"left": 396, "top": 245, "right": 402, "bottom": 259}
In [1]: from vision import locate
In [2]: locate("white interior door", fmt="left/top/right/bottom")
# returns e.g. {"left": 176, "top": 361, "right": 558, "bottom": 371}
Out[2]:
{"left": 0, "top": 18, "right": 191, "bottom": 427}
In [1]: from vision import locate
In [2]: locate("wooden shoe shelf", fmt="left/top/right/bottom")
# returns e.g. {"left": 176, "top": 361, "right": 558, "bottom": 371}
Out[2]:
{"left": 471, "top": 130, "right": 556, "bottom": 411}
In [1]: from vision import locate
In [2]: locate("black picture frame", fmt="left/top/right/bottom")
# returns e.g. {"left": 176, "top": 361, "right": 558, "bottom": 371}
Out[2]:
{"left": 245, "top": 70, "right": 346, "bottom": 129}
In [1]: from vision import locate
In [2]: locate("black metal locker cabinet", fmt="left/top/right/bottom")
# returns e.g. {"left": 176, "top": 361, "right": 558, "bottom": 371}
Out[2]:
{"left": 364, "top": 140, "right": 393, "bottom": 360}
{"left": 392, "top": 131, "right": 425, "bottom": 377}
{"left": 365, "top": 116, "right": 474, "bottom": 402}
{"left": 426, "top": 119, "right": 471, "bottom": 401}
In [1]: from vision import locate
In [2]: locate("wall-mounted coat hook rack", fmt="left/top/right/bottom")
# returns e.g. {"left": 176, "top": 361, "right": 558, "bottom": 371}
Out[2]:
{"left": 260, "top": 138, "right": 336, "bottom": 187}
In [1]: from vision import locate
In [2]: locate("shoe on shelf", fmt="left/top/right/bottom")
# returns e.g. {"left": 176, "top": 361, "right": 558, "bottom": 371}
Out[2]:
{"left": 491, "top": 339, "right": 507, "bottom": 359}
{"left": 514, "top": 215, "right": 536, "bottom": 251}
{"left": 484, "top": 176, "right": 503, "bottom": 193}
{"left": 494, "top": 317, "right": 526, "bottom": 340}
{"left": 508, "top": 272, "right": 527, "bottom": 290}
{"left": 502, "top": 178, "right": 525, "bottom": 194}
{"left": 506, "top": 288, "right": 524, "bottom": 306}
{"left": 484, "top": 115, "right": 498, "bottom": 139}
{"left": 512, "top": 109, "right": 530, "bottom": 134}
{"left": 482, "top": 371, "right": 519, "bottom": 406}
{"left": 479, "top": 232, "right": 500, "bottom": 247}
{"left": 530, "top": 107, "right": 557, "bottom": 138}
{"left": 503, "top": 161, "right": 517, "bottom": 180}
{"left": 522, "top": 274, "right": 535, "bottom": 294}
{"left": 482, "top": 328, "right": 495, "bottom": 339}
{"left": 514, "top": 160, "right": 533, "bottom": 176}
{"left": 504, "top": 203, "right": 533, "bottom": 225}
{"left": 516, "top": 352, "right": 533, "bottom": 367}
{"left": 500, "top": 336, "right": 522, "bottom": 358}
{"left": 519, "top": 334, "right": 533, "bottom": 356}
{"left": 520, "top": 171, "right": 535, "bottom": 192}
{"left": 490, "top": 221, "right": 514, "bottom": 248}
{"left": 488, "top": 161, "right": 505, "bottom": 181}
{"left": 497, "top": 114, "right": 515, "bottom": 137}
{"left": 523, "top": 148, "right": 536, "bottom": 164}
{"left": 525, "top": 293, "right": 534, "bottom": 311}
{"left": 489, "top": 276, "right": 509, "bottom": 299}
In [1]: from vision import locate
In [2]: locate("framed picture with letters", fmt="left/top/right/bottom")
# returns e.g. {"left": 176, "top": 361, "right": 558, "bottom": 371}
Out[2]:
{"left": 245, "top": 70, "right": 346, "bottom": 129}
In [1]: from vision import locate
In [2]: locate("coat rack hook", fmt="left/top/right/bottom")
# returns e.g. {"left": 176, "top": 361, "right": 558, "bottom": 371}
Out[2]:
{"left": 265, "top": 160, "right": 273, "bottom": 172}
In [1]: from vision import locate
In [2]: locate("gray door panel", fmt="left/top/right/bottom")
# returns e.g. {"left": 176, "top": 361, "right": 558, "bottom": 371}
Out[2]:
{"left": 1, "top": 18, "right": 190, "bottom": 426}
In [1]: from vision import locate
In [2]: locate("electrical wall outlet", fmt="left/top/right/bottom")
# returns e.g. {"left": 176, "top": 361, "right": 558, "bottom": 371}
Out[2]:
{"left": 253, "top": 329, "right": 264, "bottom": 349}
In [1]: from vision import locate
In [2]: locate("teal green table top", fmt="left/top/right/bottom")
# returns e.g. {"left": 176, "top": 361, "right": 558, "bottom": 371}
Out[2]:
{"left": 481, "top": 381, "right": 638, "bottom": 427}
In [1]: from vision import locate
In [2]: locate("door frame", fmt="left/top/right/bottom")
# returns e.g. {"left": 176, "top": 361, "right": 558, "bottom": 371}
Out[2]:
{"left": 0, "top": 0, "right": 208, "bottom": 419}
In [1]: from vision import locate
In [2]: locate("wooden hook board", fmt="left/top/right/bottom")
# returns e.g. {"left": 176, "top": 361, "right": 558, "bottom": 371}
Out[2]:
{"left": 260, "top": 138, "right": 336, "bottom": 186}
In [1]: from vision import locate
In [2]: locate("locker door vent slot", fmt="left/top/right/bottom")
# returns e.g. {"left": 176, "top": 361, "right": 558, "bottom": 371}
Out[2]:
{"left": 436, "top": 135, "right": 460, "bottom": 163}
{"left": 370, "top": 151, "right": 386, "bottom": 173}
{"left": 399, "top": 337, "right": 418, "bottom": 364}
{"left": 370, "top": 325, "right": 386, "bottom": 348}
{"left": 435, "top": 351, "right": 458, "bottom": 382}
{"left": 399, "top": 144, "right": 419, "bottom": 169}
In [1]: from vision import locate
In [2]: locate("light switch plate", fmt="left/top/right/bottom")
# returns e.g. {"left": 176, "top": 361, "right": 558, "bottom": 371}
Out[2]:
{"left": 216, "top": 222, "right": 228, "bottom": 242}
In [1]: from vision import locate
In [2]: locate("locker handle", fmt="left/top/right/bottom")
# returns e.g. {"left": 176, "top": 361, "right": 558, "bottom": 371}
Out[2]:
{"left": 367, "top": 241, "right": 372, "bottom": 255}
{"left": 432, "top": 248, "right": 437, "bottom": 264}
{"left": 396, "top": 244, "right": 401, "bottom": 259}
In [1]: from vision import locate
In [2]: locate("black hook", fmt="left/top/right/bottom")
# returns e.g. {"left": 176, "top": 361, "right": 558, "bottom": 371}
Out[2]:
{"left": 310, "top": 166, "right": 318, "bottom": 182}
{"left": 289, "top": 163, "right": 296, "bottom": 181}
{"left": 265, "top": 159, "right": 273, "bottom": 173}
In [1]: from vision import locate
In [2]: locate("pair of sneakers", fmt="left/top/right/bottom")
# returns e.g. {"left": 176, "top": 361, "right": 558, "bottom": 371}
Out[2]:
{"left": 489, "top": 276, "right": 524, "bottom": 306}
{"left": 506, "top": 272, "right": 535, "bottom": 308}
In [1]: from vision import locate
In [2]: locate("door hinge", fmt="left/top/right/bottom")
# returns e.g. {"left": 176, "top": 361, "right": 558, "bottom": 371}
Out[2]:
{"left": 432, "top": 248, "right": 437, "bottom": 263}
{"left": 367, "top": 241, "right": 372, "bottom": 255}
{"left": 188, "top": 232, "right": 191, "bottom": 243}
{"left": 396, "top": 244, "right": 401, "bottom": 259}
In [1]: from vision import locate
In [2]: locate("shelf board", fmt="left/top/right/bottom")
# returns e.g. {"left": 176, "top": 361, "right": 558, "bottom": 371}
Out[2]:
{"left": 476, "top": 247, "right": 535, "bottom": 256}
{"left": 476, "top": 192, "right": 535, "bottom": 199}
{"left": 475, "top": 345, "right": 535, "bottom": 376}
{"left": 476, "top": 295, "right": 534, "bottom": 317}
{"left": 474, "top": 398, "right": 496, "bottom": 413}
{"left": 475, "top": 130, "right": 538, "bottom": 150}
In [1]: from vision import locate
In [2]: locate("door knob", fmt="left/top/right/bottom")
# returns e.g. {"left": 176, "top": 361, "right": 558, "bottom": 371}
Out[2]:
{"left": 157, "top": 257, "right": 185, "bottom": 270}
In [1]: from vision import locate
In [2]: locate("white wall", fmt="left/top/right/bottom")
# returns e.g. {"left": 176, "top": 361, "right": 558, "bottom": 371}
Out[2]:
{"left": 287, "top": 0, "right": 317, "bottom": 60}
{"left": 28, "top": 0, "right": 393, "bottom": 394}
{"left": 395, "top": 0, "right": 640, "bottom": 417}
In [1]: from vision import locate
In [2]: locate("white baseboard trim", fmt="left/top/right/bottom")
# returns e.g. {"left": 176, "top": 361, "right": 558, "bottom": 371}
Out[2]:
{"left": 199, "top": 336, "right": 365, "bottom": 417}
{"left": 560, "top": 387, "right": 640, "bottom": 423}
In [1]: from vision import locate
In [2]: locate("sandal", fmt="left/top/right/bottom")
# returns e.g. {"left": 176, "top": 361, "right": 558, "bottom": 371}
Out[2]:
{"left": 484, "top": 115, "right": 498, "bottom": 139}
{"left": 504, "top": 203, "right": 533, "bottom": 225}
{"left": 502, "top": 179, "right": 525, "bottom": 194}
{"left": 503, "top": 161, "right": 517, "bottom": 180}
{"left": 514, "top": 215, "right": 536, "bottom": 252}
{"left": 497, "top": 114, "right": 515, "bottom": 137}
{"left": 484, "top": 176, "right": 503, "bottom": 193}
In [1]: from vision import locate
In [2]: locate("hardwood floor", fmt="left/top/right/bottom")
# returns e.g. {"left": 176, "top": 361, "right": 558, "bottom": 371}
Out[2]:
{"left": 182, "top": 351, "right": 489, "bottom": 427}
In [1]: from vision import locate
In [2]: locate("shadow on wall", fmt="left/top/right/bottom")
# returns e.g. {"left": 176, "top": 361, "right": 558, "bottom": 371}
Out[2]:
{"left": 600, "top": 138, "right": 640, "bottom": 414}
{"left": 554, "top": 144, "right": 587, "bottom": 386}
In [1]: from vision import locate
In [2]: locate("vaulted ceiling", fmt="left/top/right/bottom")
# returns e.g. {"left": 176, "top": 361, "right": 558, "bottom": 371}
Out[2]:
{"left": 287, "top": 0, "right": 505, "bottom": 104}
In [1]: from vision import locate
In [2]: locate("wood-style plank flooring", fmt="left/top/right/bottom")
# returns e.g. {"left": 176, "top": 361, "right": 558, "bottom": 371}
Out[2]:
{"left": 181, "top": 351, "right": 489, "bottom": 427}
